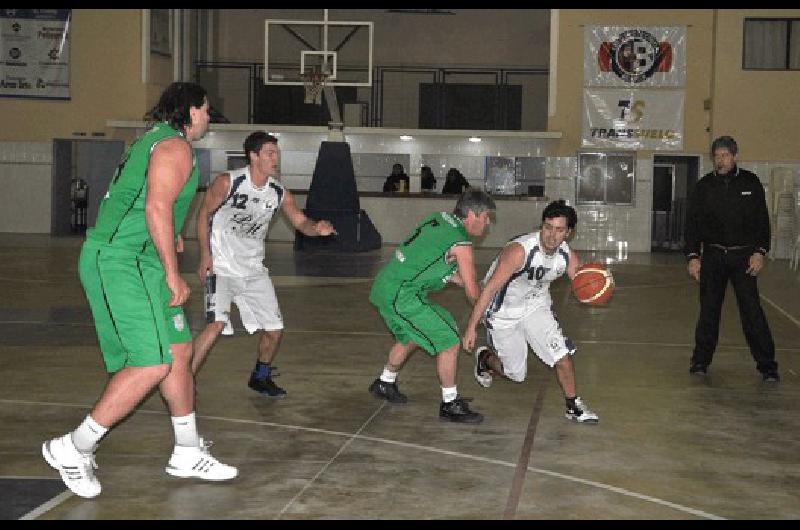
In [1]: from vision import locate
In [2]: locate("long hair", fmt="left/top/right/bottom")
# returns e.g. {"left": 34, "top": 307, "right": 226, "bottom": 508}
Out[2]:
{"left": 145, "top": 82, "right": 207, "bottom": 132}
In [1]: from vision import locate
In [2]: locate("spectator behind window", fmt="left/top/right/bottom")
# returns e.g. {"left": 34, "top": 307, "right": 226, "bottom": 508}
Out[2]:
{"left": 441, "top": 168, "right": 470, "bottom": 195}
{"left": 383, "top": 163, "right": 410, "bottom": 193}
{"left": 420, "top": 165, "right": 437, "bottom": 191}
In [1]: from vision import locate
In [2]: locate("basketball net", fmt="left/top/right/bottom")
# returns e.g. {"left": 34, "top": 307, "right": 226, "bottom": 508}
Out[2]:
{"left": 303, "top": 72, "right": 327, "bottom": 105}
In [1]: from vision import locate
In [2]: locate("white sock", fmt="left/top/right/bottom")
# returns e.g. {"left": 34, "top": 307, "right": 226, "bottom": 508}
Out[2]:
{"left": 71, "top": 415, "right": 108, "bottom": 455}
{"left": 442, "top": 386, "right": 458, "bottom": 403}
{"left": 380, "top": 367, "right": 398, "bottom": 383}
{"left": 171, "top": 412, "right": 200, "bottom": 448}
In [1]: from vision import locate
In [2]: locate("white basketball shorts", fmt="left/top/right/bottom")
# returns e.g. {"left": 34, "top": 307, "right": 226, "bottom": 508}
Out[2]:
{"left": 485, "top": 306, "right": 575, "bottom": 381}
{"left": 205, "top": 273, "right": 283, "bottom": 335}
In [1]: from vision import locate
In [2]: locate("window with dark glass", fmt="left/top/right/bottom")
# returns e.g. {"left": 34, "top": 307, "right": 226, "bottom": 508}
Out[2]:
{"left": 743, "top": 18, "right": 800, "bottom": 70}
{"left": 577, "top": 152, "right": 635, "bottom": 205}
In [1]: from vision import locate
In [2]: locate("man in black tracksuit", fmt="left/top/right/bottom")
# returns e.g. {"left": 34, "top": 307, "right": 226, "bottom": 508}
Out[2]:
{"left": 684, "top": 135, "right": 779, "bottom": 382}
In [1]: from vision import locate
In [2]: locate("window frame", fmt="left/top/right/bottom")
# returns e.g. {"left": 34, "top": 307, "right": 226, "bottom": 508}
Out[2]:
{"left": 742, "top": 17, "right": 800, "bottom": 71}
{"left": 576, "top": 150, "right": 636, "bottom": 206}
{"left": 484, "top": 155, "right": 546, "bottom": 197}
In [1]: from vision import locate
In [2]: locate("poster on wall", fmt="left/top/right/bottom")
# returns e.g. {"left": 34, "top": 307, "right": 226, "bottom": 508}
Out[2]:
{"left": 0, "top": 9, "right": 70, "bottom": 99}
{"left": 582, "top": 88, "right": 684, "bottom": 150}
{"left": 149, "top": 9, "right": 171, "bottom": 57}
{"left": 585, "top": 26, "right": 686, "bottom": 88}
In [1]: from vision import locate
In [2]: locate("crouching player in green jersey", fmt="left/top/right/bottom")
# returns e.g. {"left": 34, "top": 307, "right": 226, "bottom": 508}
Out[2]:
{"left": 41, "top": 83, "right": 236, "bottom": 499}
{"left": 369, "top": 189, "right": 496, "bottom": 423}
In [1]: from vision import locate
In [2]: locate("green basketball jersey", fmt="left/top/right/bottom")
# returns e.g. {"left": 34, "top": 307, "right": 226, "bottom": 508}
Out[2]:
{"left": 371, "top": 211, "right": 471, "bottom": 297}
{"left": 87, "top": 122, "right": 199, "bottom": 255}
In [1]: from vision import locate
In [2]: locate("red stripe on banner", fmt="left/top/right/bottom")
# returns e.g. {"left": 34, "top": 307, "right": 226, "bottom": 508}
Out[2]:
{"left": 658, "top": 42, "right": 673, "bottom": 72}
{"left": 598, "top": 42, "right": 612, "bottom": 72}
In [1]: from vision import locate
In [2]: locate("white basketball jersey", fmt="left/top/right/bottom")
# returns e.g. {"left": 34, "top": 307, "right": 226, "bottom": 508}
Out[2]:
{"left": 484, "top": 231, "right": 570, "bottom": 328}
{"left": 209, "top": 167, "right": 285, "bottom": 277}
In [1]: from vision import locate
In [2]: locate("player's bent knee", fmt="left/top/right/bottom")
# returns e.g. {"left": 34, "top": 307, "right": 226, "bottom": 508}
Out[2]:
{"left": 207, "top": 321, "right": 226, "bottom": 334}
{"left": 264, "top": 329, "right": 282, "bottom": 340}
{"left": 441, "top": 343, "right": 460, "bottom": 356}
{"left": 553, "top": 353, "right": 572, "bottom": 368}
{"left": 151, "top": 363, "right": 172, "bottom": 380}
{"left": 170, "top": 342, "right": 193, "bottom": 364}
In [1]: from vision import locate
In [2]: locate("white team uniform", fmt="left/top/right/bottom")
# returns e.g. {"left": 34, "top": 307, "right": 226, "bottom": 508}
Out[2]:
{"left": 206, "top": 166, "right": 285, "bottom": 335}
{"left": 483, "top": 231, "right": 576, "bottom": 380}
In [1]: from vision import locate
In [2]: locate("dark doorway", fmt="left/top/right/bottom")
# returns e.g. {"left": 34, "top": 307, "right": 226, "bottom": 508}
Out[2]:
{"left": 652, "top": 155, "right": 700, "bottom": 252}
{"left": 51, "top": 139, "right": 125, "bottom": 236}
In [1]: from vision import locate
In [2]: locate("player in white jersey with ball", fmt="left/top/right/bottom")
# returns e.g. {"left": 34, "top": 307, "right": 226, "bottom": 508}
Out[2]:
{"left": 192, "top": 131, "right": 336, "bottom": 396}
{"left": 462, "top": 199, "right": 598, "bottom": 423}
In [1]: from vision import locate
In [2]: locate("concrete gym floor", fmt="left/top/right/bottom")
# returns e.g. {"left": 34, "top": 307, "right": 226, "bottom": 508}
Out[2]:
{"left": 0, "top": 233, "right": 797, "bottom": 520}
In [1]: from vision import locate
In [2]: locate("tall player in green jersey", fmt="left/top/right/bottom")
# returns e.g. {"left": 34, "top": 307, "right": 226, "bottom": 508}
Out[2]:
{"left": 42, "top": 83, "right": 236, "bottom": 499}
{"left": 369, "top": 189, "right": 496, "bottom": 423}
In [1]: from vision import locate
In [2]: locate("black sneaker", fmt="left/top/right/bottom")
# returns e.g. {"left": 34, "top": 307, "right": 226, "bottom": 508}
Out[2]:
{"left": 248, "top": 375, "right": 287, "bottom": 398}
{"left": 761, "top": 370, "right": 780, "bottom": 383}
{"left": 689, "top": 362, "right": 708, "bottom": 376}
{"left": 439, "top": 396, "right": 484, "bottom": 424}
{"left": 369, "top": 379, "right": 408, "bottom": 404}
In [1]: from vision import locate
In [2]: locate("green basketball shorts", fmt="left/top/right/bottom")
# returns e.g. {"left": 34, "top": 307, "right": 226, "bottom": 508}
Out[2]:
{"left": 370, "top": 282, "right": 460, "bottom": 355}
{"left": 79, "top": 241, "right": 191, "bottom": 373}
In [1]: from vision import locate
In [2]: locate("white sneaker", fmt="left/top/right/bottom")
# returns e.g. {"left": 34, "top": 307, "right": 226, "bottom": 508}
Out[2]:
{"left": 565, "top": 397, "right": 599, "bottom": 424}
{"left": 474, "top": 346, "right": 493, "bottom": 388}
{"left": 165, "top": 438, "right": 238, "bottom": 481}
{"left": 42, "top": 434, "right": 101, "bottom": 498}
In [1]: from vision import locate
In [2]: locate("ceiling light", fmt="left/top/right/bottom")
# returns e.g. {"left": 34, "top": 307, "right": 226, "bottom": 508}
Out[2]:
{"left": 468, "top": 136, "right": 482, "bottom": 143}
{"left": 400, "top": 135, "right": 413, "bottom": 141}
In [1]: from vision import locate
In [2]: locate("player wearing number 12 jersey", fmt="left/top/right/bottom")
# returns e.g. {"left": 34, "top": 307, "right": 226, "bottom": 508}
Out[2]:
{"left": 368, "top": 189, "right": 495, "bottom": 423}
{"left": 191, "top": 131, "right": 337, "bottom": 397}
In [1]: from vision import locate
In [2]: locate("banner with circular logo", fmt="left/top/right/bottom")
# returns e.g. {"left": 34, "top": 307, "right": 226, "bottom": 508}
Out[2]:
{"left": 585, "top": 26, "right": 686, "bottom": 88}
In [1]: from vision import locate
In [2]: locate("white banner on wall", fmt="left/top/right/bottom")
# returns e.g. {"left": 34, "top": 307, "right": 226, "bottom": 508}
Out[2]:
{"left": 585, "top": 26, "right": 686, "bottom": 87}
{"left": 583, "top": 88, "right": 684, "bottom": 150}
{"left": 0, "top": 9, "right": 71, "bottom": 99}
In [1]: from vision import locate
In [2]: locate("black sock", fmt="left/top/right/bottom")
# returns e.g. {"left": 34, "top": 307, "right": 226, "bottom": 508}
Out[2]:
{"left": 565, "top": 396, "right": 578, "bottom": 410}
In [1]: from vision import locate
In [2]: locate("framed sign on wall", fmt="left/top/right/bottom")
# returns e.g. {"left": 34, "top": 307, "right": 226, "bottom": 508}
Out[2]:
{"left": 0, "top": 9, "right": 71, "bottom": 99}
{"left": 150, "top": 9, "right": 171, "bottom": 57}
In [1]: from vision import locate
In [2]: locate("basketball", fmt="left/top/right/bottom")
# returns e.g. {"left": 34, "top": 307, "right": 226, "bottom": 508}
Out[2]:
{"left": 572, "top": 263, "right": 614, "bottom": 305}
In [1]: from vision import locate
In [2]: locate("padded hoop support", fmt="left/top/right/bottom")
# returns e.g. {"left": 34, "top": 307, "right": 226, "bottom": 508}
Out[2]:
{"left": 295, "top": 141, "right": 381, "bottom": 252}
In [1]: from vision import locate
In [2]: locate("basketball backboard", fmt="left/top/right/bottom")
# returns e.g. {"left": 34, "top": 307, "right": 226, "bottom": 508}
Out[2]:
{"left": 264, "top": 10, "right": 373, "bottom": 87}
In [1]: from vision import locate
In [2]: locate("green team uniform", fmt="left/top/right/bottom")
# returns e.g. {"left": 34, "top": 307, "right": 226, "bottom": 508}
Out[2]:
{"left": 78, "top": 122, "right": 198, "bottom": 373}
{"left": 370, "top": 211, "right": 472, "bottom": 355}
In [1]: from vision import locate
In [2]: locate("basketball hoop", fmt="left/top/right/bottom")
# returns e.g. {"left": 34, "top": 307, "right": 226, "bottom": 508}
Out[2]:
{"left": 302, "top": 72, "right": 327, "bottom": 105}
